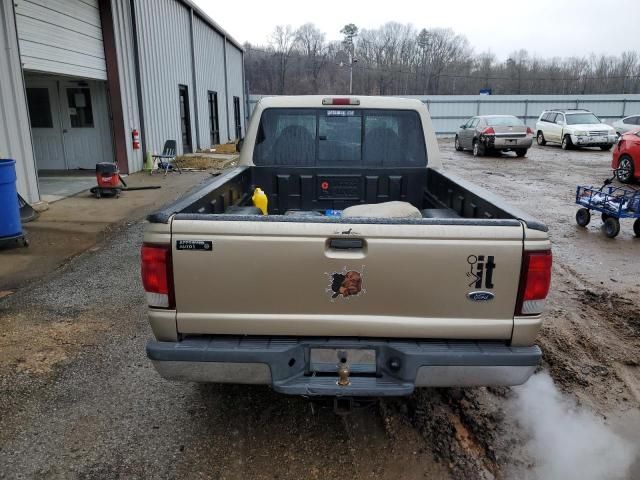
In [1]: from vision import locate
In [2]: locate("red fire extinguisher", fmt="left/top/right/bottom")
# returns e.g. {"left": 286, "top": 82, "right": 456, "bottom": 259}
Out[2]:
{"left": 132, "top": 129, "right": 140, "bottom": 150}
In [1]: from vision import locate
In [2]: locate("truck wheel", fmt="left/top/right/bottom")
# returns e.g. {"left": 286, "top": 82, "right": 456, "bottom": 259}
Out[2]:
{"left": 454, "top": 135, "right": 463, "bottom": 151}
{"left": 537, "top": 131, "right": 546, "bottom": 146}
{"left": 603, "top": 217, "right": 620, "bottom": 238}
{"left": 600, "top": 145, "right": 612, "bottom": 151}
{"left": 576, "top": 208, "right": 591, "bottom": 227}
{"left": 617, "top": 156, "right": 634, "bottom": 183}
{"left": 562, "top": 135, "right": 573, "bottom": 150}
{"left": 515, "top": 149, "right": 527, "bottom": 157}
{"left": 634, "top": 219, "right": 640, "bottom": 238}
{"left": 473, "top": 140, "right": 485, "bottom": 157}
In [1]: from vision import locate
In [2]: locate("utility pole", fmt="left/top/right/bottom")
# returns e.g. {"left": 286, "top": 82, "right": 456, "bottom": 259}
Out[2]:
{"left": 349, "top": 51, "right": 353, "bottom": 95}
{"left": 340, "top": 23, "right": 358, "bottom": 95}
{"left": 348, "top": 51, "right": 358, "bottom": 94}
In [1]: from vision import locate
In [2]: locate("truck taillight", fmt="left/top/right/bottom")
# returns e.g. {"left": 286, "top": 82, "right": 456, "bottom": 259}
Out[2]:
{"left": 322, "top": 97, "right": 360, "bottom": 105}
{"left": 141, "top": 244, "right": 174, "bottom": 309}
{"left": 483, "top": 127, "right": 495, "bottom": 135}
{"left": 526, "top": 127, "right": 533, "bottom": 135}
{"left": 516, "top": 250, "right": 552, "bottom": 316}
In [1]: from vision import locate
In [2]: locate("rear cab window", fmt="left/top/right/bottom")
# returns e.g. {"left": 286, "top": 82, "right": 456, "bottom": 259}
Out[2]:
{"left": 253, "top": 108, "right": 427, "bottom": 167}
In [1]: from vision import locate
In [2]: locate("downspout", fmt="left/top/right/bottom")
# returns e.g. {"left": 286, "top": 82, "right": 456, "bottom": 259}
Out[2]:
{"left": 223, "top": 36, "right": 230, "bottom": 141}
{"left": 129, "top": 0, "right": 147, "bottom": 156}
{"left": 242, "top": 49, "right": 248, "bottom": 132}
{"left": 189, "top": 8, "right": 200, "bottom": 149}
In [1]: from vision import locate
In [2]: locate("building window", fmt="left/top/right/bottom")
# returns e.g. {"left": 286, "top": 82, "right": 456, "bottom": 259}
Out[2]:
{"left": 233, "top": 96, "right": 242, "bottom": 140}
{"left": 66, "top": 88, "right": 94, "bottom": 128}
{"left": 208, "top": 91, "right": 220, "bottom": 145}
{"left": 178, "top": 85, "right": 192, "bottom": 153}
{"left": 26, "top": 88, "right": 53, "bottom": 128}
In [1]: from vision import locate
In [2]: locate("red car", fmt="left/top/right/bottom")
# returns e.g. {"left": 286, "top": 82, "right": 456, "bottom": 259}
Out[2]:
{"left": 612, "top": 129, "right": 640, "bottom": 183}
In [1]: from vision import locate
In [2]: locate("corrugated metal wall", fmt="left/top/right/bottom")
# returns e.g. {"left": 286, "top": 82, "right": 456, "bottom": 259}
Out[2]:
{"left": 110, "top": 0, "right": 142, "bottom": 172}
{"left": 130, "top": 0, "right": 245, "bottom": 155}
{"left": 133, "top": 0, "right": 194, "bottom": 156}
{"left": 226, "top": 45, "right": 245, "bottom": 140}
{"left": 193, "top": 15, "right": 228, "bottom": 146}
{"left": 0, "top": 0, "right": 39, "bottom": 203}
{"left": 15, "top": 0, "right": 107, "bottom": 80}
{"left": 249, "top": 94, "right": 640, "bottom": 135}
{"left": 408, "top": 94, "right": 640, "bottom": 134}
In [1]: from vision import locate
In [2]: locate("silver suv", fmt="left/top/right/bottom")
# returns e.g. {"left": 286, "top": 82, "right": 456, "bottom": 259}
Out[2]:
{"left": 535, "top": 109, "right": 617, "bottom": 151}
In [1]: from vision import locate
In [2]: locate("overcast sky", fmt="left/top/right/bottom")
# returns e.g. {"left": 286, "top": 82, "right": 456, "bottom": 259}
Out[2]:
{"left": 194, "top": 0, "right": 640, "bottom": 60}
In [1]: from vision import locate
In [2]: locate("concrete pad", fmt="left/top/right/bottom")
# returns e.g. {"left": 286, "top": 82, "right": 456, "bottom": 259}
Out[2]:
{"left": 0, "top": 170, "right": 212, "bottom": 290}
{"left": 39, "top": 176, "right": 97, "bottom": 203}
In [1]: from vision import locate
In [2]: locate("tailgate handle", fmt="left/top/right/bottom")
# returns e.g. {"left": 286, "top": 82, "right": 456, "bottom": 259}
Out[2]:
{"left": 329, "top": 238, "right": 364, "bottom": 250}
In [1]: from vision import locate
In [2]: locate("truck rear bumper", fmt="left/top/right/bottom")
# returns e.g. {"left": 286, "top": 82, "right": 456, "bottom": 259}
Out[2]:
{"left": 147, "top": 336, "right": 541, "bottom": 396}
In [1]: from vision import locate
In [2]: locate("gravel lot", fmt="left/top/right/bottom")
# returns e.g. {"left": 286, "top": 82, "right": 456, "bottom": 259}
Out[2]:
{"left": 0, "top": 141, "right": 639, "bottom": 479}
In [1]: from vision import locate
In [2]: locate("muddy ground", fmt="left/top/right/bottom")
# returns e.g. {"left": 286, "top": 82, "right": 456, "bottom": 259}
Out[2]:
{"left": 0, "top": 141, "right": 639, "bottom": 479}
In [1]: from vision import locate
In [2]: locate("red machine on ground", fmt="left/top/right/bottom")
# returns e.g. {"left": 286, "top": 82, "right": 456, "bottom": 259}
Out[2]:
{"left": 91, "top": 163, "right": 124, "bottom": 198}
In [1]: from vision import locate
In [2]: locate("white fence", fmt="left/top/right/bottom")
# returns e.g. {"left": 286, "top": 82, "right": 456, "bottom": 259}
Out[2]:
{"left": 248, "top": 94, "right": 640, "bottom": 135}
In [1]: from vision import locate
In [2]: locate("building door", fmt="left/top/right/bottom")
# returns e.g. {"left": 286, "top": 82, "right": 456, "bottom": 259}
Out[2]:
{"left": 208, "top": 91, "right": 220, "bottom": 146}
{"left": 179, "top": 85, "right": 192, "bottom": 153}
{"left": 25, "top": 79, "right": 66, "bottom": 170}
{"left": 59, "top": 81, "right": 114, "bottom": 169}
{"left": 26, "top": 75, "right": 114, "bottom": 171}
{"left": 233, "top": 96, "right": 242, "bottom": 140}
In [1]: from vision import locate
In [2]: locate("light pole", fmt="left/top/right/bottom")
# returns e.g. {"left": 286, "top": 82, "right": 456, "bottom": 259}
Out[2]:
{"left": 340, "top": 24, "right": 358, "bottom": 95}
{"left": 349, "top": 52, "right": 354, "bottom": 95}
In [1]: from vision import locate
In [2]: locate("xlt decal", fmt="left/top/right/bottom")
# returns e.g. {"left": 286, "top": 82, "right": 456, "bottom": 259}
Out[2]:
{"left": 467, "top": 255, "right": 496, "bottom": 289}
{"left": 325, "top": 267, "right": 365, "bottom": 301}
{"left": 176, "top": 240, "right": 212, "bottom": 251}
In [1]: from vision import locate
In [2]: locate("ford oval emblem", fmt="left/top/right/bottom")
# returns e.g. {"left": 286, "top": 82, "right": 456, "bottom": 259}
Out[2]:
{"left": 467, "top": 291, "right": 495, "bottom": 302}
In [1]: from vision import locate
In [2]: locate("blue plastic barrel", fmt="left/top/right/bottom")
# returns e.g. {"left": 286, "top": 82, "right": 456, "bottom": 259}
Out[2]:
{"left": 0, "top": 159, "right": 22, "bottom": 238}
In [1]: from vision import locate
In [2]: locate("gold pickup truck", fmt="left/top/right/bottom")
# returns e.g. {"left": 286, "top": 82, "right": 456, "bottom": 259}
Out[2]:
{"left": 142, "top": 96, "right": 551, "bottom": 397}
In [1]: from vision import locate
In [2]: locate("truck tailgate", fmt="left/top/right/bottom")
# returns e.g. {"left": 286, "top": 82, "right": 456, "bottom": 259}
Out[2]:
{"left": 171, "top": 219, "right": 524, "bottom": 340}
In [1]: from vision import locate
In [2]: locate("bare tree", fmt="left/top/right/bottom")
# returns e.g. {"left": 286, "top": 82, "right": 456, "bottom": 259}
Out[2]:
{"left": 270, "top": 25, "right": 298, "bottom": 94}
{"left": 296, "top": 23, "right": 327, "bottom": 93}
{"left": 244, "top": 22, "right": 640, "bottom": 96}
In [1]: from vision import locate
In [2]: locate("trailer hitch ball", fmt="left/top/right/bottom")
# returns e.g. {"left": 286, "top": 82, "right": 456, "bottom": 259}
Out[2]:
{"left": 337, "top": 362, "right": 350, "bottom": 386}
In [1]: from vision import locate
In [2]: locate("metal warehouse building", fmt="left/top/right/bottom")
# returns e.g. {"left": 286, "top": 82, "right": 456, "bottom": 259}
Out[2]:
{"left": 0, "top": 0, "right": 246, "bottom": 204}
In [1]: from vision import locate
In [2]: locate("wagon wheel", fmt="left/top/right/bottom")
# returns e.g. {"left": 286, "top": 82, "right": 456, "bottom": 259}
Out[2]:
{"left": 634, "top": 219, "right": 640, "bottom": 238}
{"left": 603, "top": 217, "right": 620, "bottom": 238}
{"left": 601, "top": 212, "right": 610, "bottom": 222}
{"left": 576, "top": 208, "right": 591, "bottom": 227}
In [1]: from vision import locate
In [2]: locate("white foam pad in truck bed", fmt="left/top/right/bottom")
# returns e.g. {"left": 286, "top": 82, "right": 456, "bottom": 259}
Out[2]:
{"left": 342, "top": 201, "right": 422, "bottom": 219}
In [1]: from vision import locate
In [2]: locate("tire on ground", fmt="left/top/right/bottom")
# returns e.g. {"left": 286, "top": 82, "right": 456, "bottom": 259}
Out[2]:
{"left": 576, "top": 208, "right": 591, "bottom": 227}
{"left": 604, "top": 217, "right": 620, "bottom": 238}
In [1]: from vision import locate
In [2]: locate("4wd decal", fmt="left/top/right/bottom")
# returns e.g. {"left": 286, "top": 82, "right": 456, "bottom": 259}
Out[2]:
{"left": 466, "top": 255, "right": 496, "bottom": 289}
{"left": 326, "top": 267, "right": 365, "bottom": 301}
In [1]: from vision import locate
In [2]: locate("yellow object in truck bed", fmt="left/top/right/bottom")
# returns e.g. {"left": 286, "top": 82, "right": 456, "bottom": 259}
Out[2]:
{"left": 251, "top": 187, "right": 268, "bottom": 215}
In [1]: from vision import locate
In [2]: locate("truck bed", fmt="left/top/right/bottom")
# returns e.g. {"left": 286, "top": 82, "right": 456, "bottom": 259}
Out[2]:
{"left": 149, "top": 166, "right": 546, "bottom": 232}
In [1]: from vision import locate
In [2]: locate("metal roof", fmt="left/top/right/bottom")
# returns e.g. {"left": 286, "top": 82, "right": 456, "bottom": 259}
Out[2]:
{"left": 179, "top": 0, "right": 244, "bottom": 52}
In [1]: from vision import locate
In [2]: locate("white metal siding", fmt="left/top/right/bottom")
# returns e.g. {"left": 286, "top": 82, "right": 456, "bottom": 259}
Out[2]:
{"left": 14, "top": 0, "right": 107, "bottom": 80}
{"left": 0, "top": 0, "right": 39, "bottom": 203}
{"left": 110, "top": 0, "right": 142, "bottom": 172}
{"left": 134, "top": 0, "right": 194, "bottom": 156}
{"left": 226, "top": 44, "right": 244, "bottom": 141}
{"left": 193, "top": 15, "right": 228, "bottom": 147}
